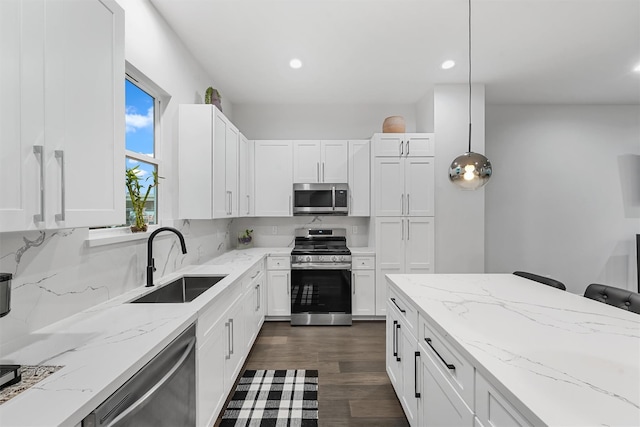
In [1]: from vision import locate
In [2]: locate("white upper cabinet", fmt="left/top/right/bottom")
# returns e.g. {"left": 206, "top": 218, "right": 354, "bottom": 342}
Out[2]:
{"left": 178, "top": 105, "right": 238, "bottom": 219}
{"left": 254, "top": 141, "right": 293, "bottom": 216}
{"left": 373, "top": 133, "right": 434, "bottom": 157}
{"left": 293, "top": 140, "right": 348, "bottom": 183}
{"left": 0, "top": 0, "right": 125, "bottom": 231}
{"left": 238, "top": 134, "right": 254, "bottom": 217}
{"left": 374, "top": 140, "right": 435, "bottom": 217}
{"left": 348, "top": 140, "right": 370, "bottom": 216}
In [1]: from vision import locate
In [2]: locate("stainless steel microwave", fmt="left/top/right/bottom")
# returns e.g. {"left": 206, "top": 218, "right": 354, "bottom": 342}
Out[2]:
{"left": 292, "top": 183, "right": 349, "bottom": 215}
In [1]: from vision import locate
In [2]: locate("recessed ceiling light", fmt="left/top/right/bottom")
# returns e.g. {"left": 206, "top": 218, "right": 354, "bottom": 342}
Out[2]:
{"left": 634, "top": 62, "right": 640, "bottom": 73}
{"left": 289, "top": 58, "right": 302, "bottom": 69}
{"left": 441, "top": 60, "right": 455, "bottom": 70}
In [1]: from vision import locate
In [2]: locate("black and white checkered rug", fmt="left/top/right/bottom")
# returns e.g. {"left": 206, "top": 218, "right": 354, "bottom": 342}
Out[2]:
{"left": 220, "top": 369, "right": 318, "bottom": 427}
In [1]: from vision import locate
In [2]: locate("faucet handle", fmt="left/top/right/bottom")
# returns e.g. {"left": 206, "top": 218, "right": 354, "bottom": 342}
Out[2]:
{"left": 152, "top": 258, "right": 156, "bottom": 272}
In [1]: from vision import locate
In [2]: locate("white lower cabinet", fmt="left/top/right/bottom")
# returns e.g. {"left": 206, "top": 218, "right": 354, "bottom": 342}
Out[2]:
{"left": 266, "top": 256, "right": 291, "bottom": 317}
{"left": 418, "top": 347, "right": 474, "bottom": 426}
{"left": 243, "top": 268, "right": 265, "bottom": 354}
{"left": 197, "top": 317, "right": 227, "bottom": 427}
{"left": 352, "top": 255, "right": 375, "bottom": 316}
{"left": 386, "top": 297, "right": 419, "bottom": 426}
{"left": 196, "top": 261, "right": 266, "bottom": 427}
{"left": 475, "top": 373, "right": 532, "bottom": 427}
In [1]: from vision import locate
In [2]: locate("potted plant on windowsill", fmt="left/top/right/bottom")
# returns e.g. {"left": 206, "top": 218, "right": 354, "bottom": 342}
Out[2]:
{"left": 126, "top": 165, "right": 161, "bottom": 232}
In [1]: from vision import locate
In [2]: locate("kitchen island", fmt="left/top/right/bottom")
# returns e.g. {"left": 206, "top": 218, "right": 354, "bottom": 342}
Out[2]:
{"left": 386, "top": 274, "right": 640, "bottom": 426}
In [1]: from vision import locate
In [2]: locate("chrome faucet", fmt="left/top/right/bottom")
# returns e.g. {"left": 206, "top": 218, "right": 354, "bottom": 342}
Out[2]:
{"left": 147, "top": 227, "right": 187, "bottom": 287}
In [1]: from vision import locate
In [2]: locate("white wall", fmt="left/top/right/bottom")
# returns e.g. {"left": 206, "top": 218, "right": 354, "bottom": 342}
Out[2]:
{"left": 233, "top": 103, "right": 417, "bottom": 140}
{"left": 0, "top": 0, "right": 232, "bottom": 347}
{"left": 434, "top": 84, "right": 487, "bottom": 273}
{"left": 485, "top": 105, "right": 640, "bottom": 294}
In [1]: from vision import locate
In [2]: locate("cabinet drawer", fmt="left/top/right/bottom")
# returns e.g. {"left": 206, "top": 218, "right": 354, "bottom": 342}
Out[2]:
{"left": 475, "top": 373, "right": 533, "bottom": 427}
{"left": 243, "top": 260, "right": 264, "bottom": 291}
{"left": 198, "top": 283, "right": 242, "bottom": 341}
{"left": 388, "top": 286, "right": 418, "bottom": 337}
{"left": 267, "top": 256, "right": 290, "bottom": 270}
{"left": 352, "top": 256, "right": 375, "bottom": 270}
{"left": 419, "top": 315, "right": 474, "bottom": 409}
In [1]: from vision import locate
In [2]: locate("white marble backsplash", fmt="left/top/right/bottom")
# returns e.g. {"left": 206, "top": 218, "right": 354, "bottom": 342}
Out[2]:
{"left": 0, "top": 219, "right": 233, "bottom": 348}
{"left": 232, "top": 216, "right": 370, "bottom": 248}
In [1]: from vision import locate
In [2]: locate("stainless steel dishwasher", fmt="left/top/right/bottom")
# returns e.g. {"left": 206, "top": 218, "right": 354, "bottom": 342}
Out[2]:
{"left": 82, "top": 323, "right": 196, "bottom": 427}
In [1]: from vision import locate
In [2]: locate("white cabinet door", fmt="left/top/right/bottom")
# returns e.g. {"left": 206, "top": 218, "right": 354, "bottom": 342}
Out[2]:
{"left": 254, "top": 141, "right": 293, "bottom": 216}
{"left": 267, "top": 270, "right": 291, "bottom": 316}
{"left": 405, "top": 218, "right": 435, "bottom": 274}
{"left": 197, "top": 319, "right": 227, "bottom": 427}
{"left": 0, "top": 0, "right": 124, "bottom": 231}
{"left": 238, "top": 134, "right": 254, "bottom": 217}
{"left": 476, "top": 374, "right": 533, "bottom": 427}
{"left": 225, "top": 120, "right": 239, "bottom": 217}
{"left": 293, "top": 140, "right": 320, "bottom": 183}
{"left": 405, "top": 158, "right": 434, "bottom": 217}
{"left": 179, "top": 105, "right": 213, "bottom": 219}
{"left": 374, "top": 134, "right": 404, "bottom": 157}
{"left": 405, "top": 134, "right": 435, "bottom": 157}
{"left": 419, "top": 350, "right": 474, "bottom": 427}
{"left": 376, "top": 218, "right": 404, "bottom": 315}
{"left": 374, "top": 158, "right": 404, "bottom": 216}
{"left": 0, "top": 0, "right": 41, "bottom": 231}
{"left": 321, "top": 140, "right": 348, "bottom": 183}
{"left": 223, "top": 301, "right": 245, "bottom": 389}
{"left": 386, "top": 310, "right": 403, "bottom": 393}
{"left": 45, "top": 0, "right": 124, "bottom": 229}
{"left": 348, "top": 140, "right": 370, "bottom": 216}
{"left": 243, "top": 271, "right": 265, "bottom": 353}
{"left": 352, "top": 269, "right": 375, "bottom": 316}
{"left": 400, "top": 329, "right": 419, "bottom": 426}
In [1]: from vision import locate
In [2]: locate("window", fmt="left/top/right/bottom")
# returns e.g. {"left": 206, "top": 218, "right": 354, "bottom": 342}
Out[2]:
{"left": 125, "top": 76, "right": 160, "bottom": 226}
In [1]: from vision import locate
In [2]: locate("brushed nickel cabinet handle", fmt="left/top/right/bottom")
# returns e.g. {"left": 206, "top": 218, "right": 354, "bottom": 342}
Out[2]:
{"left": 33, "top": 146, "right": 44, "bottom": 223}
{"left": 54, "top": 150, "right": 65, "bottom": 221}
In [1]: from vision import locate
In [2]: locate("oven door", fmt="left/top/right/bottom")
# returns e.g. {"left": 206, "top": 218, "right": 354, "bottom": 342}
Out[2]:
{"left": 290, "top": 268, "right": 352, "bottom": 325}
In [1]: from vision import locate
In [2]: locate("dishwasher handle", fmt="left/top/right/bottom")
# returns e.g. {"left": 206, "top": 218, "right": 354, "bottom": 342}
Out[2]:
{"left": 104, "top": 337, "right": 196, "bottom": 427}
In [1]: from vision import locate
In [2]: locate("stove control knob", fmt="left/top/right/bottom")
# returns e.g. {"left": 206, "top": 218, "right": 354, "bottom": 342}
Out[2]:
{"left": 338, "top": 256, "right": 344, "bottom": 262}
{"left": 305, "top": 256, "right": 312, "bottom": 262}
{"left": 331, "top": 256, "right": 337, "bottom": 262}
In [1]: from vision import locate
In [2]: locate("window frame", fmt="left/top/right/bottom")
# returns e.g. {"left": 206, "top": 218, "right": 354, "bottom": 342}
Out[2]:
{"left": 125, "top": 72, "right": 162, "bottom": 227}
{"left": 87, "top": 64, "right": 169, "bottom": 243}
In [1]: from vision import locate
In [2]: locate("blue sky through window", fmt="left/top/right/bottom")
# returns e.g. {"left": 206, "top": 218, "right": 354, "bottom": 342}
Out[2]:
{"left": 125, "top": 79, "right": 155, "bottom": 156}
{"left": 125, "top": 79, "right": 157, "bottom": 225}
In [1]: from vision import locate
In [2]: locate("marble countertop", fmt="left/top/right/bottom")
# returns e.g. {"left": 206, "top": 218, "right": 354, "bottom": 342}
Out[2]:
{"left": 0, "top": 247, "right": 289, "bottom": 427}
{"left": 387, "top": 274, "right": 640, "bottom": 427}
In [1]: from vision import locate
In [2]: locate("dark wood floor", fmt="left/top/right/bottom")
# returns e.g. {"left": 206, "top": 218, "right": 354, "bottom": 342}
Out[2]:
{"left": 215, "top": 321, "right": 409, "bottom": 427}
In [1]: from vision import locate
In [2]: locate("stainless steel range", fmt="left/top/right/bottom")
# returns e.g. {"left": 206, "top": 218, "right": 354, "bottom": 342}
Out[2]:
{"left": 290, "top": 228, "right": 352, "bottom": 326}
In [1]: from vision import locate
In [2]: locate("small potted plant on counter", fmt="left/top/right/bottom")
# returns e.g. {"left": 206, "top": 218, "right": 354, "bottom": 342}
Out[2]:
{"left": 126, "top": 165, "right": 161, "bottom": 232}
{"left": 238, "top": 229, "right": 254, "bottom": 248}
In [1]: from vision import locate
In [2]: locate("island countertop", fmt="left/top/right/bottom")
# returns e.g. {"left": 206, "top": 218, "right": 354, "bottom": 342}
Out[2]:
{"left": 387, "top": 274, "right": 640, "bottom": 427}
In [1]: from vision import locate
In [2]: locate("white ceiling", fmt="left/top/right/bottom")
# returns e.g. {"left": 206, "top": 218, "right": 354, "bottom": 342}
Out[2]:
{"left": 149, "top": 0, "right": 640, "bottom": 105}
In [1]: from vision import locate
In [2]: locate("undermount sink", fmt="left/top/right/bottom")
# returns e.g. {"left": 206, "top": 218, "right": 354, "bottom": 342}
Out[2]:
{"left": 130, "top": 275, "right": 227, "bottom": 304}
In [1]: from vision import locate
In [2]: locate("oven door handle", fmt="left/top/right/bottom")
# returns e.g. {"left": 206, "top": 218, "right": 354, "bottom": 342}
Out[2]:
{"left": 291, "top": 263, "right": 352, "bottom": 270}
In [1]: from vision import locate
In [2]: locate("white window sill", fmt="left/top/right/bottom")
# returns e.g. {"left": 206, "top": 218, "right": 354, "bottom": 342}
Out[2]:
{"left": 85, "top": 224, "right": 162, "bottom": 247}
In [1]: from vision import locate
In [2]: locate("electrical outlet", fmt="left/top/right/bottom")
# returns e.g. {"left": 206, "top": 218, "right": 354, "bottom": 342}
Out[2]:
{"left": 352, "top": 226, "right": 358, "bottom": 234}
{"left": 272, "top": 226, "right": 277, "bottom": 235}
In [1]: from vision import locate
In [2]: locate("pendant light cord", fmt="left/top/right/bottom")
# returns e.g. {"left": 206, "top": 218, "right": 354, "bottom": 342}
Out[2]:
{"left": 468, "top": 0, "right": 472, "bottom": 154}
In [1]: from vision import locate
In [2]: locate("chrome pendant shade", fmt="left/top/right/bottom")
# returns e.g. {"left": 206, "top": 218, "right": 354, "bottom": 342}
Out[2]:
{"left": 449, "top": 0, "right": 492, "bottom": 190}
{"left": 448, "top": 151, "right": 492, "bottom": 190}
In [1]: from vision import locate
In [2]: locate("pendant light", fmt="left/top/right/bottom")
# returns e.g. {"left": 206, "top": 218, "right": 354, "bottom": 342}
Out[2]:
{"left": 448, "top": 0, "right": 492, "bottom": 190}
